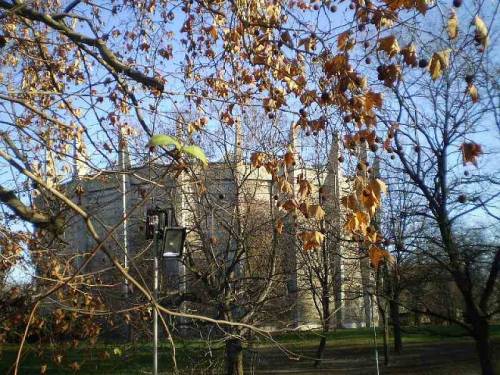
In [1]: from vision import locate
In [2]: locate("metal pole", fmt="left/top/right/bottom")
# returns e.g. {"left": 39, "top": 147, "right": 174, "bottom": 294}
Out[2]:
{"left": 153, "top": 226, "right": 159, "bottom": 375}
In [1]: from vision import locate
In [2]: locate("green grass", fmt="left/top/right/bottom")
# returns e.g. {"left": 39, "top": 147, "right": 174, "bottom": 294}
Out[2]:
{"left": 1, "top": 325, "right": 498, "bottom": 374}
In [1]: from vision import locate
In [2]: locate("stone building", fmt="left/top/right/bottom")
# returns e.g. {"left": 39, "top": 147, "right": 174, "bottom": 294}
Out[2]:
{"left": 57, "top": 132, "right": 378, "bottom": 332}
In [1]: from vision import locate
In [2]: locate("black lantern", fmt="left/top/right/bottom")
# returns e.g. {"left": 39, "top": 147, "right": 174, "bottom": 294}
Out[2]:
{"left": 145, "top": 208, "right": 167, "bottom": 239}
{"left": 162, "top": 227, "right": 186, "bottom": 258}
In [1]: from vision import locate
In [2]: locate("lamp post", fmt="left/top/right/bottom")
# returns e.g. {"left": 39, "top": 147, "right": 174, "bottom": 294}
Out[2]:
{"left": 145, "top": 208, "right": 186, "bottom": 375}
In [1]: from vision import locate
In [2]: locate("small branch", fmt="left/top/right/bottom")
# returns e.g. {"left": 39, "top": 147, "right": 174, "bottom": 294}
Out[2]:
{"left": 14, "top": 301, "right": 40, "bottom": 375}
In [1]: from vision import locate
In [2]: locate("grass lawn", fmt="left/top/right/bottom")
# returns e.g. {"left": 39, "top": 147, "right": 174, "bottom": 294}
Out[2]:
{"left": 1, "top": 325, "right": 499, "bottom": 374}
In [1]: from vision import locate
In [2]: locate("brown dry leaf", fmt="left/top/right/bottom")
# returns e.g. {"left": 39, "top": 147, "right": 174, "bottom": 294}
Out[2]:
{"left": 250, "top": 152, "right": 265, "bottom": 168}
{"left": 355, "top": 211, "right": 370, "bottom": 234}
{"left": 341, "top": 194, "right": 358, "bottom": 210}
{"left": 298, "top": 179, "right": 312, "bottom": 199}
{"left": 344, "top": 213, "right": 359, "bottom": 233}
{"left": 299, "top": 231, "right": 325, "bottom": 250}
{"left": 400, "top": 43, "right": 418, "bottom": 67}
{"left": 337, "top": 31, "right": 354, "bottom": 51}
{"left": 474, "top": 16, "right": 489, "bottom": 49}
{"left": 383, "top": 0, "right": 427, "bottom": 14}
{"left": 378, "top": 64, "right": 401, "bottom": 87}
{"left": 448, "top": 10, "right": 458, "bottom": 40}
{"left": 461, "top": 142, "right": 482, "bottom": 166}
{"left": 467, "top": 84, "right": 479, "bottom": 103}
{"left": 368, "top": 245, "right": 390, "bottom": 268}
{"left": 284, "top": 149, "right": 295, "bottom": 167}
{"left": 365, "top": 91, "right": 383, "bottom": 112}
{"left": 275, "top": 219, "right": 284, "bottom": 234}
{"left": 377, "top": 36, "right": 400, "bottom": 58}
{"left": 278, "top": 178, "right": 293, "bottom": 195}
{"left": 369, "top": 178, "right": 387, "bottom": 198}
{"left": 282, "top": 199, "right": 298, "bottom": 211}
{"left": 299, "top": 202, "right": 310, "bottom": 218}
{"left": 324, "top": 54, "right": 348, "bottom": 77}
{"left": 40, "top": 364, "right": 48, "bottom": 374}
{"left": 308, "top": 204, "right": 325, "bottom": 221}
{"left": 429, "top": 49, "right": 451, "bottom": 80}
{"left": 360, "top": 189, "right": 380, "bottom": 214}
{"left": 69, "top": 361, "right": 80, "bottom": 371}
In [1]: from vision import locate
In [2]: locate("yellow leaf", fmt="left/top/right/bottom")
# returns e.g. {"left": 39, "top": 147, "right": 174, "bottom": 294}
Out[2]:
{"left": 447, "top": 10, "right": 458, "bottom": 40}
{"left": 377, "top": 36, "right": 400, "bottom": 58}
{"left": 308, "top": 204, "right": 325, "bottom": 221}
{"left": 369, "top": 178, "right": 387, "bottom": 198}
{"left": 299, "top": 231, "right": 324, "bottom": 250}
{"left": 467, "top": 84, "right": 479, "bottom": 103}
{"left": 474, "top": 16, "right": 489, "bottom": 49}
{"left": 278, "top": 178, "right": 293, "bottom": 195}
{"left": 429, "top": 49, "right": 451, "bottom": 80}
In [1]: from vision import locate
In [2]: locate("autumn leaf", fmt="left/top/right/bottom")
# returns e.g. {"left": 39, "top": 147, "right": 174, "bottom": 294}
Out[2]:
{"left": 278, "top": 178, "right": 293, "bottom": 195}
{"left": 282, "top": 199, "right": 298, "bottom": 211}
{"left": 299, "top": 231, "right": 324, "bottom": 250}
{"left": 447, "top": 10, "right": 458, "bottom": 40}
{"left": 40, "top": 364, "right": 48, "bottom": 374}
{"left": 377, "top": 64, "right": 401, "bottom": 87}
{"left": 474, "top": 16, "right": 489, "bottom": 49}
{"left": 284, "top": 148, "right": 295, "bottom": 167}
{"left": 377, "top": 36, "right": 400, "bottom": 58}
{"left": 337, "top": 31, "right": 355, "bottom": 51}
{"left": 461, "top": 142, "right": 482, "bottom": 166}
{"left": 341, "top": 194, "right": 358, "bottom": 210}
{"left": 368, "top": 245, "right": 390, "bottom": 268}
{"left": 298, "top": 179, "right": 312, "bottom": 199}
{"left": 429, "top": 49, "right": 451, "bottom": 80}
{"left": 369, "top": 178, "right": 387, "bottom": 197}
{"left": 365, "top": 91, "right": 383, "bottom": 112}
{"left": 467, "top": 84, "right": 479, "bottom": 103}
{"left": 69, "top": 361, "right": 80, "bottom": 371}
{"left": 275, "top": 219, "right": 284, "bottom": 234}
{"left": 250, "top": 152, "right": 265, "bottom": 168}
{"left": 308, "top": 204, "right": 325, "bottom": 221}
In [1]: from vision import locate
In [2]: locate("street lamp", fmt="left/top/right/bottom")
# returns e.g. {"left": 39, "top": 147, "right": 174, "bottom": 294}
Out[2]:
{"left": 162, "top": 227, "right": 186, "bottom": 257}
{"left": 145, "top": 207, "right": 186, "bottom": 375}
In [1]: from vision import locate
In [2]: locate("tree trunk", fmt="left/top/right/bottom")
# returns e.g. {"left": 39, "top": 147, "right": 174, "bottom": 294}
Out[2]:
{"left": 390, "top": 297, "right": 402, "bottom": 354}
{"left": 226, "top": 338, "right": 244, "bottom": 375}
{"left": 472, "top": 318, "right": 495, "bottom": 375}
{"left": 314, "top": 336, "right": 327, "bottom": 368}
{"left": 314, "top": 289, "right": 331, "bottom": 367}
{"left": 382, "top": 311, "right": 389, "bottom": 366}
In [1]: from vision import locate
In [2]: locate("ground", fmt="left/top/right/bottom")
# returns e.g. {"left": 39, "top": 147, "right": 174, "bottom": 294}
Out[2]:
{"left": 0, "top": 325, "right": 499, "bottom": 374}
